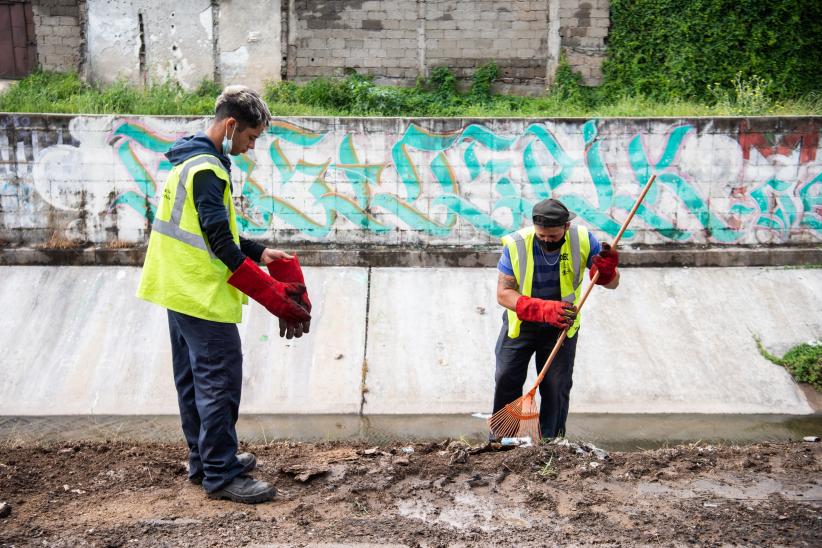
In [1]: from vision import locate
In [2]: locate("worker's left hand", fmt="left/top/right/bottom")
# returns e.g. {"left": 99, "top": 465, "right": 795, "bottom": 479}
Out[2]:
{"left": 261, "top": 248, "right": 294, "bottom": 264}
{"left": 590, "top": 242, "right": 618, "bottom": 285}
{"left": 279, "top": 318, "right": 305, "bottom": 339}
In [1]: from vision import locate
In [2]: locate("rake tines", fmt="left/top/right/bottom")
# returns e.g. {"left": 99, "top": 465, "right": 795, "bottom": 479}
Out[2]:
{"left": 488, "top": 390, "right": 540, "bottom": 442}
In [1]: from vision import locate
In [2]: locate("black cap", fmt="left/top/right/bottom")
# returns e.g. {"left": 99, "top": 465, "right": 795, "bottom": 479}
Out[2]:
{"left": 532, "top": 198, "right": 576, "bottom": 227}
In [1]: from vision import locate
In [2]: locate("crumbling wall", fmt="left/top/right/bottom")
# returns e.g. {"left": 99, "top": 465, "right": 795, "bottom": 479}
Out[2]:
{"left": 1, "top": 114, "right": 820, "bottom": 249}
{"left": 84, "top": 0, "right": 280, "bottom": 91}
{"left": 288, "top": 0, "right": 609, "bottom": 91}
{"left": 31, "top": 0, "right": 85, "bottom": 72}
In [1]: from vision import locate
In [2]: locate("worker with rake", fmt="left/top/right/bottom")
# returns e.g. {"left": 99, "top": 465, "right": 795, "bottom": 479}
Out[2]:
{"left": 493, "top": 198, "right": 619, "bottom": 440}
{"left": 137, "top": 86, "right": 311, "bottom": 503}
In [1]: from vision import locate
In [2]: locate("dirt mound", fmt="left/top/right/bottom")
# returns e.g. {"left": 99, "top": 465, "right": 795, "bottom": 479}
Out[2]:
{"left": 1, "top": 439, "right": 819, "bottom": 546}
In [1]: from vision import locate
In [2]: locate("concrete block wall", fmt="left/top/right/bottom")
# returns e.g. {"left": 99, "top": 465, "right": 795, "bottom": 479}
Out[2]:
{"left": 71, "top": 0, "right": 607, "bottom": 92}
{"left": 423, "top": 0, "right": 550, "bottom": 84}
{"left": 289, "top": 0, "right": 421, "bottom": 81}
{"left": 31, "top": 0, "right": 85, "bottom": 73}
{"left": 1, "top": 114, "right": 820, "bottom": 249}
{"left": 558, "top": 0, "right": 609, "bottom": 84}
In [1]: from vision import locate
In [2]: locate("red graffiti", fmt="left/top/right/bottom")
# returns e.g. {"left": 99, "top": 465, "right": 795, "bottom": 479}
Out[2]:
{"left": 738, "top": 120, "right": 819, "bottom": 163}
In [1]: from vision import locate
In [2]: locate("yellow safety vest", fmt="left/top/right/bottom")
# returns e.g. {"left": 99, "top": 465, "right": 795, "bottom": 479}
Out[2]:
{"left": 502, "top": 224, "right": 591, "bottom": 339}
{"left": 136, "top": 154, "right": 247, "bottom": 323}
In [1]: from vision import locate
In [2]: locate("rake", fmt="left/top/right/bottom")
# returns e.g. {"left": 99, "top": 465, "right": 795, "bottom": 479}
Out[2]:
{"left": 488, "top": 174, "right": 658, "bottom": 442}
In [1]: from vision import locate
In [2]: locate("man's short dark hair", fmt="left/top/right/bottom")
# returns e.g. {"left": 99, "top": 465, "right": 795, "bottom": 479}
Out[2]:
{"left": 214, "top": 85, "right": 271, "bottom": 130}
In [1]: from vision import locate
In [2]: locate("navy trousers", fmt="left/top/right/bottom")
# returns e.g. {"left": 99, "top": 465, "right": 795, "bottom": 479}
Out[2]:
{"left": 167, "top": 309, "right": 245, "bottom": 493}
{"left": 493, "top": 315, "right": 579, "bottom": 438}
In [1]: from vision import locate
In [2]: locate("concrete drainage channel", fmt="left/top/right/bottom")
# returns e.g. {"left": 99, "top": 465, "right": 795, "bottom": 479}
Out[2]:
{"left": 1, "top": 414, "right": 820, "bottom": 451}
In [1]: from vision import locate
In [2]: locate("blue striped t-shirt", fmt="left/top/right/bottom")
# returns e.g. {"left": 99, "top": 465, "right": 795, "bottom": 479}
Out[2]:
{"left": 498, "top": 232, "right": 601, "bottom": 300}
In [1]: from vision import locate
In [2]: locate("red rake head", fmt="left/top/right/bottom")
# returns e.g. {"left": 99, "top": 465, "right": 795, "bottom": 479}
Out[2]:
{"left": 488, "top": 393, "right": 541, "bottom": 441}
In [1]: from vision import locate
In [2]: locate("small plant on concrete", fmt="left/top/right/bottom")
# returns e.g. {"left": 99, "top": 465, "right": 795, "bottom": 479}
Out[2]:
{"left": 754, "top": 336, "right": 822, "bottom": 391}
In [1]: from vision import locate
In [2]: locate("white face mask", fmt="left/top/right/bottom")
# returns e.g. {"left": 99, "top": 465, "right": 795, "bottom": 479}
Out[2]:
{"left": 221, "top": 124, "right": 236, "bottom": 156}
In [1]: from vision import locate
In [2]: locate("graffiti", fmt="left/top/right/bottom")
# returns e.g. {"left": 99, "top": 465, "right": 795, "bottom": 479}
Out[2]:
{"left": 1, "top": 115, "right": 820, "bottom": 246}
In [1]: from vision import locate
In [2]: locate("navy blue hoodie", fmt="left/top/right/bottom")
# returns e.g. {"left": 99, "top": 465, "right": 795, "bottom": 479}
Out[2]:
{"left": 164, "top": 132, "right": 264, "bottom": 270}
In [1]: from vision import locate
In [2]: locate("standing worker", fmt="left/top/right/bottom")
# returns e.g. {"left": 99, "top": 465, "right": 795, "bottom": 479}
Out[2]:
{"left": 493, "top": 198, "right": 620, "bottom": 439}
{"left": 137, "top": 86, "right": 311, "bottom": 504}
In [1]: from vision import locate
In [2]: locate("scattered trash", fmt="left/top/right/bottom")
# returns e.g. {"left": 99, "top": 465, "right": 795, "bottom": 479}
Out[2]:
{"left": 0, "top": 502, "right": 10, "bottom": 518}
{"left": 448, "top": 449, "right": 469, "bottom": 465}
{"left": 583, "top": 442, "right": 610, "bottom": 461}
{"left": 500, "top": 436, "right": 533, "bottom": 447}
{"left": 703, "top": 502, "right": 719, "bottom": 508}
{"left": 361, "top": 447, "right": 380, "bottom": 456}
{"left": 803, "top": 436, "right": 819, "bottom": 443}
{"left": 400, "top": 446, "right": 414, "bottom": 454}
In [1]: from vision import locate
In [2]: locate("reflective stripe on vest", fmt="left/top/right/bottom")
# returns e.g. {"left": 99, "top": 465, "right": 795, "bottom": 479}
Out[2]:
{"left": 151, "top": 156, "right": 223, "bottom": 258}
{"left": 502, "top": 224, "right": 590, "bottom": 339}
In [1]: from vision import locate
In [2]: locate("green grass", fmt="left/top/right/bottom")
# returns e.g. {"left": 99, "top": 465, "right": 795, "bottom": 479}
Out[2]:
{"left": 755, "top": 337, "right": 822, "bottom": 391}
{"left": 1, "top": 68, "right": 820, "bottom": 117}
{"left": 0, "top": 71, "right": 219, "bottom": 115}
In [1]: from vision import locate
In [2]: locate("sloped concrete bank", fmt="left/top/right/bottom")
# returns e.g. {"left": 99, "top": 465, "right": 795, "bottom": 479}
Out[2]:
{"left": 1, "top": 265, "right": 819, "bottom": 421}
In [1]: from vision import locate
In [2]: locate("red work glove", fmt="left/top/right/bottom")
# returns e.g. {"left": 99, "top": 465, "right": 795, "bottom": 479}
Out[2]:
{"left": 227, "top": 258, "right": 311, "bottom": 324}
{"left": 515, "top": 296, "right": 577, "bottom": 328}
{"left": 267, "top": 254, "right": 312, "bottom": 338}
{"left": 590, "top": 242, "right": 619, "bottom": 285}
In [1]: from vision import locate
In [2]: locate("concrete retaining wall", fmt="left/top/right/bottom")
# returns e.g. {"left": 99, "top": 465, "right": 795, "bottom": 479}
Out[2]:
{"left": 1, "top": 265, "right": 818, "bottom": 416}
{"left": 2, "top": 115, "right": 820, "bottom": 250}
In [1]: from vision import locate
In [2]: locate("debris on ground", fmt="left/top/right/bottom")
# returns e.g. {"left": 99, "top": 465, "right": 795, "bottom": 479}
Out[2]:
{"left": 0, "top": 440, "right": 819, "bottom": 546}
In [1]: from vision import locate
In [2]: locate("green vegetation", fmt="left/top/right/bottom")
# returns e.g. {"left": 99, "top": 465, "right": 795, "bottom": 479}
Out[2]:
{"left": 604, "top": 0, "right": 822, "bottom": 103}
{"left": 755, "top": 337, "right": 822, "bottom": 391}
{"left": 0, "top": 71, "right": 219, "bottom": 115}
{"left": 3, "top": 65, "right": 818, "bottom": 118}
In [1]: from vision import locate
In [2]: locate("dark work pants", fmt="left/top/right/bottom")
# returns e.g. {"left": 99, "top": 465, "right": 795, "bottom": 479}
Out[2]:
{"left": 167, "top": 309, "right": 245, "bottom": 493}
{"left": 493, "top": 316, "right": 579, "bottom": 438}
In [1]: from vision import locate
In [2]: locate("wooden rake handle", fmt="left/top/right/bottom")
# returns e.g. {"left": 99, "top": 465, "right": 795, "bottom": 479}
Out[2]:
{"left": 530, "top": 174, "right": 657, "bottom": 390}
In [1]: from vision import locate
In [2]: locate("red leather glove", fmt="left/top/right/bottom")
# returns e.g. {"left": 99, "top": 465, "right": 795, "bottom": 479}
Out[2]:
{"left": 515, "top": 296, "right": 577, "bottom": 328}
{"left": 228, "top": 258, "right": 311, "bottom": 323}
{"left": 267, "top": 254, "right": 312, "bottom": 338}
{"left": 590, "top": 242, "right": 619, "bottom": 285}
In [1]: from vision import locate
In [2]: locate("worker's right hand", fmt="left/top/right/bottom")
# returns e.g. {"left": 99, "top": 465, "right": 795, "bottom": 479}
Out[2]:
{"left": 228, "top": 258, "right": 312, "bottom": 324}
{"left": 515, "top": 296, "right": 577, "bottom": 328}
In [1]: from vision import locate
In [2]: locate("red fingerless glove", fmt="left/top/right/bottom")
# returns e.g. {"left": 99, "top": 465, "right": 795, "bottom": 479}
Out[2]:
{"left": 515, "top": 296, "right": 576, "bottom": 328}
{"left": 590, "top": 243, "right": 619, "bottom": 285}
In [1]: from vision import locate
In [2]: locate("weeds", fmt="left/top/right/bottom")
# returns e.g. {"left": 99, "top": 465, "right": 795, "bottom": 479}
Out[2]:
{"left": 2, "top": 68, "right": 820, "bottom": 118}
{"left": 754, "top": 336, "right": 822, "bottom": 390}
{"left": 538, "top": 456, "right": 557, "bottom": 478}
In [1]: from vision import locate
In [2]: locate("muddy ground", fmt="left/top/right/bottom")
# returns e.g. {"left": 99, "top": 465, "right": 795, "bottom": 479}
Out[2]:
{"left": 0, "top": 439, "right": 820, "bottom": 547}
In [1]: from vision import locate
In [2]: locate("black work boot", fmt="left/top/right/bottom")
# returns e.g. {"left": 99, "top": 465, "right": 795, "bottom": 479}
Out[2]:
{"left": 189, "top": 452, "right": 257, "bottom": 485}
{"left": 207, "top": 475, "right": 276, "bottom": 504}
